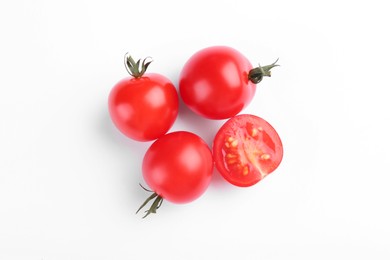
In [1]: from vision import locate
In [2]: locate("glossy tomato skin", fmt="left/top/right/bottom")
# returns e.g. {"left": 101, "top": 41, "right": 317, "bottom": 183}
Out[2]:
{"left": 142, "top": 131, "right": 213, "bottom": 204}
{"left": 213, "top": 114, "right": 283, "bottom": 187}
{"left": 108, "top": 73, "right": 178, "bottom": 141}
{"left": 179, "top": 46, "right": 256, "bottom": 119}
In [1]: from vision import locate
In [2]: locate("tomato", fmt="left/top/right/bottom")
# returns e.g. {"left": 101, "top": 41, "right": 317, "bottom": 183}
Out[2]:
{"left": 179, "top": 46, "right": 278, "bottom": 119}
{"left": 213, "top": 114, "right": 283, "bottom": 187}
{"left": 137, "top": 131, "right": 213, "bottom": 218}
{"left": 108, "top": 54, "right": 178, "bottom": 141}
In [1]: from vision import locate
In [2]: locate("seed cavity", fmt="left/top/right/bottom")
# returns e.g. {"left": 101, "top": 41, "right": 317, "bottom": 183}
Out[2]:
{"left": 225, "top": 137, "right": 239, "bottom": 149}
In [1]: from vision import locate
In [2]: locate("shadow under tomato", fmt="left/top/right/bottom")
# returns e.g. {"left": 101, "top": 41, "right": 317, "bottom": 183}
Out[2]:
{"left": 97, "top": 103, "right": 153, "bottom": 208}
{"left": 176, "top": 96, "right": 225, "bottom": 148}
{"left": 209, "top": 167, "right": 232, "bottom": 189}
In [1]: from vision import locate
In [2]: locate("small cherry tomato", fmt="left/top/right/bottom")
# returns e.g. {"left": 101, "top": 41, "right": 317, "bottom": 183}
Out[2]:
{"left": 108, "top": 54, "right": 178, "bottom": 141}
{"left": 213, "top": 114, "right": 283, "bottom": 187}
{"left": 137, "top": 131, "right": 213, "bottom": 218}
{"left": 179, "top": 46, "right": 278, "bottom": 119}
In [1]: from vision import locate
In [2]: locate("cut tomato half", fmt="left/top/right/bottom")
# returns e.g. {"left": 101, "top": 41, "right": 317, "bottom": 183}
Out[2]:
{"left": 213, "top": 114, "right": 283, "bottom": 187}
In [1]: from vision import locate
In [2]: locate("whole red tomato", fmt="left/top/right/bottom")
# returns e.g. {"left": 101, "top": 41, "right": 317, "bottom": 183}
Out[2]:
{"left": 179, "top": 46, "right": 278, "bottom": 119}
{"left": 108, "top": 54, "right": 178, "bottom": 141}
{"left": 137, "top": 131, "right": 213, "bottom": 218}
{"left": 213, "top": 114, "right": 283, "bottom": 187}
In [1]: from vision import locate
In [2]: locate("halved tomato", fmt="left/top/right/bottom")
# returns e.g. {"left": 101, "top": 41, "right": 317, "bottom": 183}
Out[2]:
{"left": 213, "top": 114, "right": 283, "bottom": 187}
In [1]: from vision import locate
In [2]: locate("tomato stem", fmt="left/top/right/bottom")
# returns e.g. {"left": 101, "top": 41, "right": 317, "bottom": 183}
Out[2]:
{"left": 248, "top": 58, "right": 279, "bottom": 84}
{"left": 136, "top": 184, "right": 164, "bottom": 218}
{"left": 124, "top": 53, "right": 153, "bottom": 78}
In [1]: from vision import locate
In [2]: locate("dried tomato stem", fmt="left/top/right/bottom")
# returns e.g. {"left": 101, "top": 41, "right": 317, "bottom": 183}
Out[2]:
{"left": 248, "top": 58, "right": 279, "bottom": 84}
{"left": 124, "top": 53, "right": 153, "bottom": 78}
{"left": 136, "top": 184, "right": 164, "bottom": 218}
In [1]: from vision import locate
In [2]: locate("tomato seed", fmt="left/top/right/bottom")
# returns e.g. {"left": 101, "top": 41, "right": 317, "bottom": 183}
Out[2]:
{"left": 230, "top": 139, "right": 238, "bottom": 148}
{"left": 261, "top": 153, "right": 271, "bottom": 160}
{"left": 250, "top": 128, "right": 258, "bottom": 137}
{"left": 226, "top": 153, "right": 237, "bottom": 158}
{"left": 227, "top": 159, "right": 238, "bottom": 165}
{"left": 242, "top": 165, "right": 249, "bottom": 175}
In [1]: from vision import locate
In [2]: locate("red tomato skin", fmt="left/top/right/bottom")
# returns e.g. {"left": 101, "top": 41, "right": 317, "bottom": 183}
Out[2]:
{"left": 142, "top": 131, "right": 213, "bottom": 204}
{"left": 213, "top": 114, "right": 283, "bottom": 187}
{"left": 179, "top": 46, "right": 256, "bottom": 119}
{"left": 108, "top": 73, "right": 178, "bottom": 141}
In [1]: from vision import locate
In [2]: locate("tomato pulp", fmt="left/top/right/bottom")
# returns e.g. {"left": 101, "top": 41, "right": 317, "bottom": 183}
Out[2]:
{"left": 213, "top": 114, "right": 283, "bottom": 187}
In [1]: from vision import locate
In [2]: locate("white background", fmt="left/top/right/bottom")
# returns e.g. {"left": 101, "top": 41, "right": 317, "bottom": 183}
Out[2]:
{"left": 1, "top": 0, "right": 389, "bottom": 259}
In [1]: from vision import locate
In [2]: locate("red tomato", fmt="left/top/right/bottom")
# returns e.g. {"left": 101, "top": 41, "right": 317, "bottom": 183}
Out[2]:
{"left": 179, "top": 46, "right": 278, "bottom": 119}
{"left": 213, "top": 114, "right": 283, "bottom": 187}
{"left": 108, "top": 54, "right": 178, "bottom": 141}
{"left": 138, "top": 131, "right": 213, "bottom": 217}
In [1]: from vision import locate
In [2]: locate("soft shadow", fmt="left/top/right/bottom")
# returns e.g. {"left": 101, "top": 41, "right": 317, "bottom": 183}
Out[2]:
{"left": 209, "top": 167, "right": 231, "bottom": 190}
{"left": 176, "top": 96, "right": 225, "bottom": 147}
{"left": 97, "top": 104, "right": 152, "bottom": 208}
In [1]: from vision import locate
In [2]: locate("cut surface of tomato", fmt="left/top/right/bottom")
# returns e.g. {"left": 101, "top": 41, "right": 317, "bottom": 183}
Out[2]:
{"left": 213, "top": 114, "right": 283, "bottom": 187}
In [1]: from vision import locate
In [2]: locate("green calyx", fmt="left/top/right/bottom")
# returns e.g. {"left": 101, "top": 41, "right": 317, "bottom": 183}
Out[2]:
{"left": 248, "top": 58, "right": 280, "bottom": 84}
{"left": 136, "top": 184, "right": 164, "bottom": 218}
{"left": 124, "top": 53, "right": 153, "bottom": 78}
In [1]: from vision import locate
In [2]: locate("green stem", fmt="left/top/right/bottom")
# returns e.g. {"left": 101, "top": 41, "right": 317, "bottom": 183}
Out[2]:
{"left": 124, "top": 53, "right": 153, "bottom": 78}
{"left": 136, "top": 184, "right": 164, "bottom": 218}
{"left": 248, "top": 58, "right": 279, "bottom": 84}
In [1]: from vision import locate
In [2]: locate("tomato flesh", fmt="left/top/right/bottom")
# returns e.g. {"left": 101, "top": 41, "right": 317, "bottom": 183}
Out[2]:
{"left": 213, "top": 114, "right": 283, "bottom": 187}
